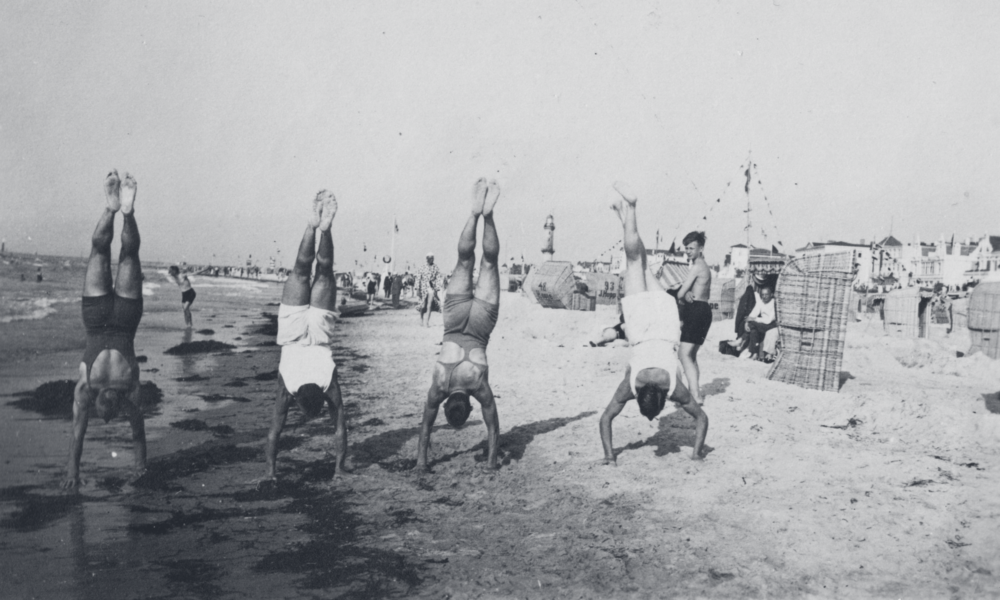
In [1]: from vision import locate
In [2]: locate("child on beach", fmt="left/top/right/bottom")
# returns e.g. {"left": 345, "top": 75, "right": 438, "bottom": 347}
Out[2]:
{"left": 264, "top": 190, "right": 349, "bottom": 481}
{"left": 416, "top": 178, "right": 503, "bottom": 471}
{"left": 598, "top": 182, "right": 708, "bottom": 465}
{"left": 65, "top": 170, "right": 147, "bottom": 490}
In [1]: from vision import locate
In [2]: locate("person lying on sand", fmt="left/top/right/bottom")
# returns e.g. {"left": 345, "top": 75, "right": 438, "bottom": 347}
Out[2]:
{"left": 598, "top": 182, "right": 708, "bottom": 465}
{"left": 591, "top": 311, "right": 627, "bottom": 347}
{"left": 65, "top": 171, "right": 146, "bottom": 490}
{"left": 165, "top": 265, "right": 196, "bottom": 328}
{"left": 416, "top": 179, "right": 502, "bottom": 471}
{"left": 264, "top": 190, "right": 349, "bottom": 481}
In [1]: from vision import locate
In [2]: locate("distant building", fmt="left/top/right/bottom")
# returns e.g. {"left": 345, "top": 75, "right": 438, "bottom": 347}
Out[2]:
{"left": 796, "top": 239, "right": 873, "bottom": 283}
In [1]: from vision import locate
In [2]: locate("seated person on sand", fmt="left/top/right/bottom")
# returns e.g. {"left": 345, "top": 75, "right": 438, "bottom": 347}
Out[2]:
{"left": 165, "top": 265, "right": 196, "bottom": 328}
{"left": 264, "top": 191, "right": 349, "bottom": 481}
{"left": 744, "top": 285, "right": 777, "bottom": 361}
{"left": 598, "top": 182, "right": 708, "bottom": 465}
{"left": 591, "top": 311, "right": 627, "bottom": 347}
{"left": 65, "top": 171, "right": 146, "bottom": 490}
{"left": 931, "top": 282, "right": 953, "bottom": 334}
{"left": 416, "top": 179, "right": 502, "bottom": 471}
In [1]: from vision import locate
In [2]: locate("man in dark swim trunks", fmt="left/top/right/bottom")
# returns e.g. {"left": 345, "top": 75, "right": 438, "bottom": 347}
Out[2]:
{"left": 166, "top": 265, "right": 196, "bottom": 328}
{"left": 599, "top": 183, "right": 708, "bottom": 465}
{"left": 675, "top": 230, "right": 712, "bottom": 404}
{"left": 263, "top": 190, "right": 349, "bottom": 481}
{"left": 416, "top": 178, "right": 502, "bottom": 471}
{"left": 65, "top": 170, "right": 146, "bottom": 490}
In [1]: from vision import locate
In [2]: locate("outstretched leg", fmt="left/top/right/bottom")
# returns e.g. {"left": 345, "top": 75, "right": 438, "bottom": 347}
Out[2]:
{"left": 281, "top": 194, "right": 323, "bottom": 306}
{"left": 615, "top": 181, "right": 647, "bottom": 297}
{"left": 474, "top": 181, "right": 501, "bottom": 304}
{"left": 82, "top": 171, "right": 120, "bottom": 297}
{"left": 114, "top": 174, "right": 142, "bottom": 300}
{"left": 310, "top": 192, "right": 337, "bottom": 310}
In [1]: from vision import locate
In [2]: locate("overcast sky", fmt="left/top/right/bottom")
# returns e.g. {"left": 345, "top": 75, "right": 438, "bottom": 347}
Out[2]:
{"left": 2, "top": 1, "right": 998, "bottom": 269}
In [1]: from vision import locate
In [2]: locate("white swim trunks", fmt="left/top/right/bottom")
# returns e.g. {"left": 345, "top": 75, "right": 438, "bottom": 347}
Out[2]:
{"left": 277, "top": 303, "right": 336, "bottom": 394}
{"left": 621, "top": 290, "right": 682, "bottom": 398}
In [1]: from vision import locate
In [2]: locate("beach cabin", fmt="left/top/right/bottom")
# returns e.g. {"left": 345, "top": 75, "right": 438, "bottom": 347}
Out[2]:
{"left": 882, "top": 288, "right": 931, "bottom": 338}
{"left": 767, "top": 252, "right": 854, "bottom": 392}
{"left": 967, "top": 281, "right": 1000, "bottom": 359}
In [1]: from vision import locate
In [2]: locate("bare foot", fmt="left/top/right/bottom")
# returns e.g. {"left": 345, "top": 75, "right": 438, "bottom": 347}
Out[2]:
{"left": 595, "top": 457, "right": 618, "bottom": 467}
{"left": 613, "top": 180, "right": 637, "bottom": 206}
{"left": 319, "top": 190, "right": 337, "bottom": 230}
{"left": 254, "top": 476, "right": 278, "bottom": 492}
{"left": 471, "top": 177, "right": 488, "bottom": 216}
{"left": 610, "top": 199, "right": 625, "bottom": 225}
{"left": 483, "top": 179, "right": 500, "bottom": 216}
{"left": 61, "top": 476, "right": 83, "bottom": 492}
{"left": 104, "top": 170, "right": 121, "bottom": 211}
{"left": 309, "top": 191, "right": 323, "bottom": 229}
{"left": 126, "top": 467, "right": 148, "bottom": 485}
{"left": 690, "top": 451, "right": 704, "bottom": 461}
{"left": 120, "top": 173, "right": 137, "bottom": 214}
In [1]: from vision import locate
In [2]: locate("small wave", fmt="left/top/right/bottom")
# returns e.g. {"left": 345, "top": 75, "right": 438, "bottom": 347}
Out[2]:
{"left": 0, "top": 296, "right": 79, "bottom": 323}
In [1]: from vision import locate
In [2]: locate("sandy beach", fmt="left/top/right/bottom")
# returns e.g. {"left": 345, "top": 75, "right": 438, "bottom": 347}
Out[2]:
{"left": 0, "top": 258, "right": 998, "bottom": 599}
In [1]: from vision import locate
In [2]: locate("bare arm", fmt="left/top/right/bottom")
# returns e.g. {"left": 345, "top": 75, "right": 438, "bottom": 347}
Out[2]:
{"left": 415, "top": 378, "right": 448, "bottom": 471}
{"left": 63, "top": 375, "right": 91, "bottom": 490}
{"left": 672, "top": 382, "right": 709, "bottom": 460}
{"left": 325, "top": 370, "right": 350, "bottom": 475}
{"left": 265, "top": 376, "right": 294, "bottom": 479}
{"left": 124, "top": 381, "right": 147, "bottom": 478}
{"left": 676, "top": 267, "right": 700, "bottom": 304}
{"left": 599, "top": 372, "right": 634, "bottom": 465}
{"left": 474, "top": 381, "right": 501, "bottom": 470}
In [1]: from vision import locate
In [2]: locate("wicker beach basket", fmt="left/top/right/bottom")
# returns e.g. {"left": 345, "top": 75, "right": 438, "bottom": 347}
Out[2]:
{"left": 882, "top": 289, "right": 930, "bottom": 338}
{"left": 967, "top": 281, "right": 1000, "bottom": 359}
{"left": 766, "top": 252, "right": 854, "bottom": 392}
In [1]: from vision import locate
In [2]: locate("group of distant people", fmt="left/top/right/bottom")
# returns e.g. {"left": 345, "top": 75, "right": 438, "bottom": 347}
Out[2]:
{"left": 65, "top": 172, "right": 712, "bottom": 490}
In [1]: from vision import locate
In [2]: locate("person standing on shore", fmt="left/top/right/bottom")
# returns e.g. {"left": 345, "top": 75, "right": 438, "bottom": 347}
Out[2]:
{"left": 165, "top": 265, "right": 196, "bottom": 328}
{"left": 416, "top": 178, "right": 503, "bottom": 471}
{"left": 675, "top": 231, "right": 712, "bottom": 405}
{"left": 417, "top": 253, "right": 441, "bottom": 327}
{"left": 598, "top": 182, "right": 708, "bottom": 466}
{"left": 264, "top": 190, "right": 349, "bottom": 481}
{"left": 65, "top": 170, "right": 147, "bottom": 490}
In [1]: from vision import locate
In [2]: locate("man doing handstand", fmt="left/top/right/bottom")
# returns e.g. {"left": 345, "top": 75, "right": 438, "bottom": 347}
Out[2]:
{"left": 416, "top": 178, "right": 502, "bottom": 471}
{"left": 264, "top": 191, "right": 348, "bottom": 480}
{"left": 599, "top": 182, "right": 708, "bottom": 465}
{"left": 65, "top": 171, "right": 146, "bottom": 489}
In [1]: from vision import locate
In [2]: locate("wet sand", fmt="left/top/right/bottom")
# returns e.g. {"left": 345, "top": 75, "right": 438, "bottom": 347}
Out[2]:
{"left": 1, "top": 281, "right": 999, "bottom": 598}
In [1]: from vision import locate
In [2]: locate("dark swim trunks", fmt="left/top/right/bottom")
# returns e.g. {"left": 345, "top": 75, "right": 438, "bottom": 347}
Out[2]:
{"left": 181, "top": 288, "right": 196, "bottom": 304}
{"left": 679, "top": 300, "right": 712, "bottom": 346}
{"left": 442, "top": 292, "right": 499, "bottom": 350}
{"left": 81, "top": 294, "right": 143, "bottom": 380}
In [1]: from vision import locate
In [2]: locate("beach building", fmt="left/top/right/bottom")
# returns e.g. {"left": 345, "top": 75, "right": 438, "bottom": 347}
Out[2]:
{"left": 965, "top": 235, "right": 1000, "bottom": 281}
{"left": 912, "top": 235, "right": 981, "bottom": 287}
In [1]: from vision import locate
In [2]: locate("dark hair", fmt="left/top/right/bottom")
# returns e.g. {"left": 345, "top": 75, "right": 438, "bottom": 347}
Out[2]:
{"left": 443, "top": 392, "right": 472, "bottom": 428}
{"left": 636, "top": 385, "right": 666, "bottom": 421}
{"left": 294, "top": 384, "right": 326, "bottom": 419}
{"left": 168, "top": 265, "right": 180, "bottom": 275}
{"left": 95, "top": 389, "right": 122, "bottom": 423}
{"left": 682, "top": 231, "right": 706, "bottom": 247}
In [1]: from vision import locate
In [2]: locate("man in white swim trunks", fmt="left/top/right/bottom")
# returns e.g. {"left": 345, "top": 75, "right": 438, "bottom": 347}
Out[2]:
{"left": 598, "top": 182, "right": 709, "bottom": 465}
{"left": 264, "top": 190, "right": 349, "bottom": 481}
